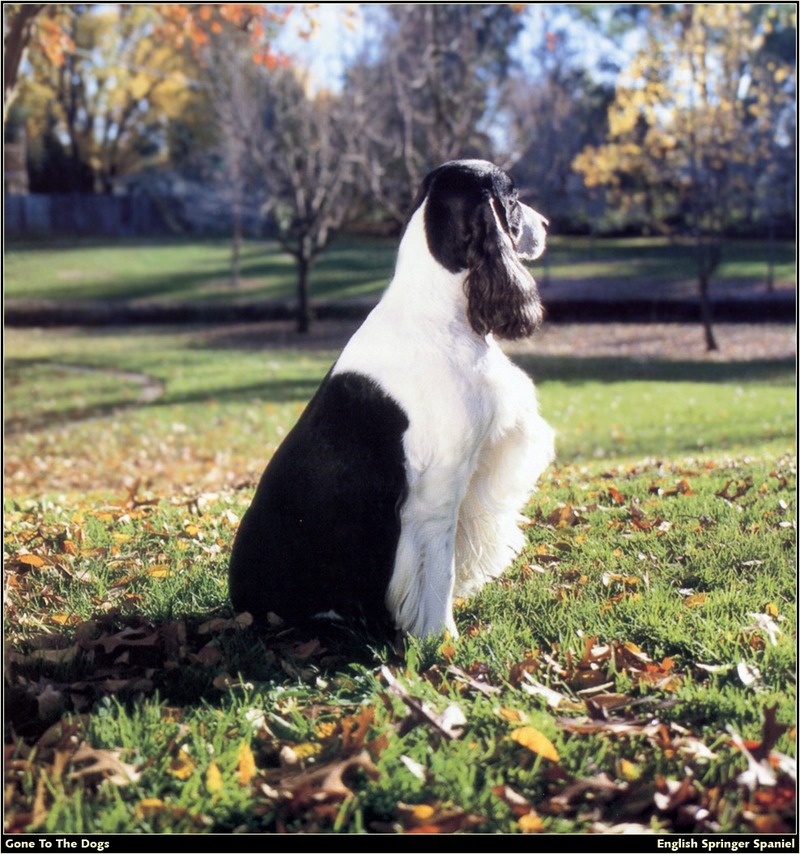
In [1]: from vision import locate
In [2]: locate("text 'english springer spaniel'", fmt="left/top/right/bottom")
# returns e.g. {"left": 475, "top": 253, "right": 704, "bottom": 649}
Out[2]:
{"left": 229, "top": 159, "right": 555, "bottom": 638}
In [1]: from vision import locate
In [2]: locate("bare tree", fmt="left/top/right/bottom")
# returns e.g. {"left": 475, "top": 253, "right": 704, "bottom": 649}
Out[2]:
{"left": 346, "top": 4, "right": 524, "bottom": 226}
{"left": 202, "top": 37, "right": 264, "bottom": 287}
{"left": 252, "top": 69, "right": 358, "bottom": 332}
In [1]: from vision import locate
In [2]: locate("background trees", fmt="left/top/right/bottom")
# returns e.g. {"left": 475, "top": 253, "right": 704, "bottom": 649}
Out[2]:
{"left": 6, "top": 2, "right": 796, "bottom": 335}
{"left": 18, "top": 5, "right": 198, "bottom": 193}
{"left": 572, "top": 3, "right": 796, "bottom": 349}
{"left": 344, "top": 3, "right": 526, "bottom": 227}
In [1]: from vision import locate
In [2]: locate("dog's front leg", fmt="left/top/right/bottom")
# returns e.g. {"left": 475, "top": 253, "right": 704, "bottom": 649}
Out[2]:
{"left": 386, "top": 467, "right": 467, "bottom": 638}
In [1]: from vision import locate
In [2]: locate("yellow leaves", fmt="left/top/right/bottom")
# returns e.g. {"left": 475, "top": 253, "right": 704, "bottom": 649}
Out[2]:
{"left": 290, "top": 742, "right": 323, "bottom": 761}
{"left": 619, "top": 758, "right": 641, "bottom": 781}
{"left": 50, "top": 613, "right": 82, "bottom": 627}
{"left": 168, "top": 749, "right": 195, "bottom": 781}
{"left": 773, "top": 66, "right": 791, "bottom": 84}
{"left": 205, "top": 761, "right": 223, "bottom": 793}
{"left": 518, "top": 810, "right": 545, "bottom": 833}
{"left": 169, "top": 743, "right": 257, "bottom": 793}
{"left": 509, "top": 727, "right": 560, "bottom": 763}
{"left": 497, "top": 707, "right": 525, "bottom": 724}
{"left": 237, "top": 741, "right": 257, "bottom": 786}
{"left": 402, "top": 803, "right": 435, "bottom": 824}
{"left": 146, "top": 564, "right": 170, "bottom": 579}
{"left": 135, "top": 797, "right": 166, "bottom": 820}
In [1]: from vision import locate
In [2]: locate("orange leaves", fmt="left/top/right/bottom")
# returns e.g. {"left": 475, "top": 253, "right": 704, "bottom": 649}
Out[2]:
{"left": 562, "top": 636, "right": 680, "bottom": 694}
{"left": 15, "top": 553, "right": 45, "bottom": 569}
{"left": 152, "top": 4, "right": 292, "bottom": 68}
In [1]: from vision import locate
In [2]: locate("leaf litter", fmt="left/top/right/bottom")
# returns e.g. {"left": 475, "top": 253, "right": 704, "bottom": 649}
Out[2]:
{"left": 4, "top": 452, "right": 796, "bottom": 832}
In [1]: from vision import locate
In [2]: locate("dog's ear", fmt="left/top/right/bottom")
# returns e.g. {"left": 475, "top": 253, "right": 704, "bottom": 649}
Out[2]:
{"left": 464, "top": 195, "right": 544, "bottom": 340}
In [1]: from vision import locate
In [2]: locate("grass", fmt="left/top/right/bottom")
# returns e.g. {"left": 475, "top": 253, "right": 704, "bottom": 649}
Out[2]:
{"left": 4, "top": 234, "right": 795, "bottom": 305}
{"left": 3, "top": 324, "right": 797, "bottom": 837}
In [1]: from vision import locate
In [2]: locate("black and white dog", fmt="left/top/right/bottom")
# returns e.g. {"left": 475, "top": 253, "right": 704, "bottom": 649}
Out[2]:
{"left": 229, "top": 160, "right": 554, "bottom": 638}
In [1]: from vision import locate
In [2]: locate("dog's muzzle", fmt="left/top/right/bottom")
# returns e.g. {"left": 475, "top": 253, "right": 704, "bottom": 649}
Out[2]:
{"left": 515, "top": 204, "right": 548, "bottom": 261}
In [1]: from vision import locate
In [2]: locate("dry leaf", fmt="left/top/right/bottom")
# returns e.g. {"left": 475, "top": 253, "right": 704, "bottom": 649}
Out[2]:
{"left": 518, "top": 810, "right": 545, "bottom": 832}
{"left": 168, "top": 749, "right": 195, "bottom": 781}
{"left": 238, "top": 741, "right": 256, "bottom": 785}
{"left": 509, "top": 726, "right": 560, "bottom": 762}
{"left": 381, "top": 666, "right": 467, "bottom": 740}
{"left": 399, "top": 755, "right": 428, "bottom": 782}
{"left": 68, "top": 742, "right": 141, "bottom": 786}
{"left": 206, "top": 761, "right": 223, "bottom": 792}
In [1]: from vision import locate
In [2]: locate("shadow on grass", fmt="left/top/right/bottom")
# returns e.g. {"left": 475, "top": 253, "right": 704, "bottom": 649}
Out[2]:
{"left": 6, "top": 606, "right": 398, "bottom": 743}
{"left": 514, "top": 354, "right": 796, "bottom": 386}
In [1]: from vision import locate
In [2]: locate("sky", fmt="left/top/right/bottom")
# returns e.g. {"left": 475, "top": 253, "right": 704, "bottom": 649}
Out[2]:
{"left": 277, "top": 3, "right": 639, "bottom": 92}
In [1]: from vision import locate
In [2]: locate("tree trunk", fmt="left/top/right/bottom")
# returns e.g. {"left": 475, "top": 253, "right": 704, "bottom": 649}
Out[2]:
{"left": 695, "top": 238, "right": 720, "bottom": 352}
{"left": 296, "top": 255, "right": 312, "bottom": 334}
{"left": 230, "top": 201, "right": 242, "bottom": 288}
{"left": 698, "top": 271, "right": 718, "bottom": 352}
{"left": 766, "top": 217, "right": 775, "bottom": 293}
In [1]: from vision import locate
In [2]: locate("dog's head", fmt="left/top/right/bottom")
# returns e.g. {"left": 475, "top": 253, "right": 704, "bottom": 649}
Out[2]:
{"left": 408, "top": 159, "right": 548, "bottom": 340}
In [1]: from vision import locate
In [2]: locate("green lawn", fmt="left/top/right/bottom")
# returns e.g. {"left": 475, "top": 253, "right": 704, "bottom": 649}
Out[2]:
{"left": 4, "top": 234, "right": 795, "bottom": 305}
{"left": 3, "top": 324, "right": 796, "bottom": 836}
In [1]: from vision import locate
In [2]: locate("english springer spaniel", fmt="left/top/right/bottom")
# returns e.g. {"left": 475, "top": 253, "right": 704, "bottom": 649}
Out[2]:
{"left": 229, "top": 159, "right": 554, "bottom": 638}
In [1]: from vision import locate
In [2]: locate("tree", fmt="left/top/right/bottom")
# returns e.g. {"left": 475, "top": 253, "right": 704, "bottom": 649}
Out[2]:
{"left": 3, "top": 4, "right": 71, "bottom": 122}
{"left": 500, "top": 23, "right": 614, "bottom": 232}
{"left": 154, "top": 4, "right": 300, "bottom": 286}
{"left": 19, "top": 5, "right": 199, "bottom": 193}
{"left": 345, "top": 4, "right": 526, "bottom": 226}
{"left": 251, "top": 69, "right": 358, "bottom": 333}
{"left": 573, "top": 4, "right": 796, "bottom": 350}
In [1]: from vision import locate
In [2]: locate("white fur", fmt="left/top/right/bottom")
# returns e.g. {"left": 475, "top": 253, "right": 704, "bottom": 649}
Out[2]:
{"left": 333, "top": 203, "right": 555, "bottom": 637}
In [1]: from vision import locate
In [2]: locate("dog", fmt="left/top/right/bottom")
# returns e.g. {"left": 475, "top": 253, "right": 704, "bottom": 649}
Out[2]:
{"left": 229, "top": 159, "right": 555, "bottom": 638}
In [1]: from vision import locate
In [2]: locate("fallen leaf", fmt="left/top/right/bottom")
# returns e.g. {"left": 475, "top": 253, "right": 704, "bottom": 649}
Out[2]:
{"left": 399, "top": 755, "right": 428, "bottom": 782}
{"left": 518, "top": 810, "right": 545, "bottom": 832}
{"left": 168, "top": 749, "right": 195, "bottom": 781}
{"left": 737, "top": 661, "right": 765, "bottom": 691}
{"left": 68, "top": 742, "right": 141, "bottom": 786}
{"left": 521, "top": 676, "right": 581, "bottom": 711}
{"left": 206, "top": 761, "right": 223, "bottom": 793}
{"left": 238, "top": 741, "right": 256, "bottom": 785}
{"left": 381, "top": 666, "right": 466, "bottom": 740}
{"left": 510, "top": 727, "right": 560, "bottom": 762}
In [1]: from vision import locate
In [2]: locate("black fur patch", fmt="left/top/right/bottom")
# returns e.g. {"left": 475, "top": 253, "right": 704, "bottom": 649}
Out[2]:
{"left": 228, "top": 371, "right": 409, "bottom": 633}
